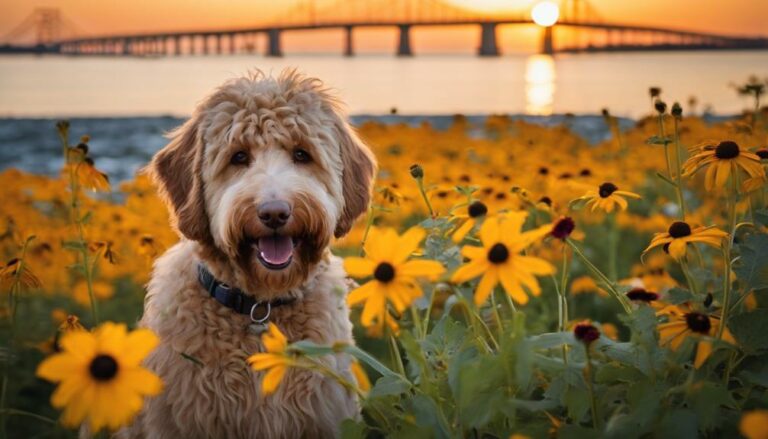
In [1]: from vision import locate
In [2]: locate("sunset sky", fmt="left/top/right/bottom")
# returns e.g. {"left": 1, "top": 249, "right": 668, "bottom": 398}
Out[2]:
{"left": 2, "top": 0, "right": 767, "bottom": 54}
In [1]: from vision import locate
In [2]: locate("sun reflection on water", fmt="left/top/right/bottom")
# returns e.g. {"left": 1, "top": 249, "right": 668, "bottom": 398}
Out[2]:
{"left": 525, "top": 54, "right": 556, "bottom": 115}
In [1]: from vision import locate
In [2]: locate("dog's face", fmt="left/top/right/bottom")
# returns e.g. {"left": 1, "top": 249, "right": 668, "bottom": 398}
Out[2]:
{"left": 150, "top": 70, "right": 375, "bottom": 294}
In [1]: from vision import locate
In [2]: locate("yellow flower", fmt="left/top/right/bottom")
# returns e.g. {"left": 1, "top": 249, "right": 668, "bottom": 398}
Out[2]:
{"left": 344, "top": 227, "right": 445, "bottom": 335}
{"left": 450, "top": 200, "right": 490, "bottom": 243}
{"left": 350, "top": 360, "right": 371, "bottom": 394}
{"left": 247, "top": 323, "right": 294, "bottom": 395}
{"left": 570, "top": 275, "right": 608, "bottom": 297}
{"left": 683, "top": 140, "right": 765, "bottom": 191}
{"left": 656, "top": 305, "right": 735, "bottom": 368}
{"left": 36, "top": 322, "right": 162, "bottom": 431}
{"left": 575, "top": 182, "right": 641, "bottom": 213}
{"left": 643, "top": 221, "right": 727, "bottom": 260}
{"left": 740, "top": 410, "right": 768, "bottom": 439}
{"left": 451, "top": 213, "right": 554, "bottom": 306}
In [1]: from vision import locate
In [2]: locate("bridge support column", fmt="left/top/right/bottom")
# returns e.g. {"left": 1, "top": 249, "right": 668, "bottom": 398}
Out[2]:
{"left": 216, "top": 35, "right": 223, "bottom": 55}
{"left": 344, "top": 26, "right": 354, "bottom": 57}
{"left": 397, "top": 25, "right": 412, "bottom": 56}
{"left": 229, "top": 34, "right": 236, "bottom": 54}
{"left": 540, "top": 26, "right": 554, "bottom": 55}
{"left": 478, "top": 23, "right": 499, "bottom": 56}
{"left": 267, "top": 29, "right": 282, "bottom": 57}
{"left": 174, "top": 36, "right": 182, "bottom": 55}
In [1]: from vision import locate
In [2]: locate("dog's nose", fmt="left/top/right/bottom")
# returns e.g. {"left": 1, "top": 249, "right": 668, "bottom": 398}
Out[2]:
{"left": 257, "top": 200, "right": 292, "bottom": 229}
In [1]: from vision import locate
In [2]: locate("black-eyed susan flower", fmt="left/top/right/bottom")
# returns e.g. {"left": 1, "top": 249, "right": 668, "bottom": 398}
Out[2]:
{"left": 643, "top": 221, "right": 728, "bottom": 260}
{"left": 625, "top": 287, "right": 659, "bottom": 304}
{"left": 36, "top": 322, "right": 162, "bottom": 431}
{"left": 451, "top": 213, "right": 554, "bottom": 306}
{"left": 344, "top": 227, "right": 445, "bottom": 335}
{"left": 0, "top": 257, "right": 41, "bottom": 290}
{"left": 573, "top": 321, "right": 600, "bottom": 346}
{"left": 683, "top": 140, "right": 765, "bottom": 191}
{"left": 574, "top": 182, "right": 641, "bottom": 213}
{"left": 450, "top": 200, "right": 489, "bottom": 243}
{"left": 656, "top": 305, "right": 735, "bottom": 368}
{"left": 549, "top": 216, "right": 575, "bottom": 240}
{"left": 247, "top": 323, "right": 294, "bottom": 395}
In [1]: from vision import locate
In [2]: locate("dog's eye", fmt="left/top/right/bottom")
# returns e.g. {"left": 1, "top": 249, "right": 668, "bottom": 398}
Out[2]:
{"left": 230, "top": 151, "right": 250, "bottom": 166}
{"left": 292, "top": 148, "right": 311, "bottom": 164}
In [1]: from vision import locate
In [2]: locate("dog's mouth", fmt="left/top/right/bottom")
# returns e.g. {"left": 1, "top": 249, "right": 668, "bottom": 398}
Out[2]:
{"left": 250, "top": 234, "right": 300, "bottom": 270}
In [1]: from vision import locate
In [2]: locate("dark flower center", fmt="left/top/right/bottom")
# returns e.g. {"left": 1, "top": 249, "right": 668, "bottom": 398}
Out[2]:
{"left": 467, "top": 201, "right": 488, "bottom": 218}
{"left": 756, "top": 149, "right": 768, "bottom": 160}
{"left": 89, "top": 354, "right": 119, "bottom": 381}
{"left": 551, "top": 217, "right": 575, "bottom": 240}
{"left": 668, "top": 221, "right": 692, "bottom": 238}
{"left": 598, "top": 182, "right": 618, "bottom": 198}
{"left": 580, "top": 168, "right": 592, "bottom": 177}
{"left": 539, "top": 196, "right": 552, "bottom": 206}
{"left": 538, "top": 167, "right": 549, "bottom": 175}
{"left": 574, "top": 323, "right": 601, "bottom": 345}
{"left": 487, "top": 243, "right": 509, "bottom": 264}
{"left": 685, "top": 312, "right": 712, "bottom": 334}
{"left": 373, "top": 262, "right": 396, "bottom": 283}
{"left": 626, "top": 288, "right": 659, "bottom": 302}
{"left": 714, "top": 141, "right": 740, "bottom": 159}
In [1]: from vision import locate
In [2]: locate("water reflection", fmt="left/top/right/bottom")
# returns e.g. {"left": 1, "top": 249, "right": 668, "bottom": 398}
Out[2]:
{"left": 525, "top": 54, "right": 556, "bottom": 115}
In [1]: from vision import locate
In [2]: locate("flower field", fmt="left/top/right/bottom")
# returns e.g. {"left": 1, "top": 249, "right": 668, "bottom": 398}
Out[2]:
{"left": 1, "top": 81, "right": 768, "bottom": 438}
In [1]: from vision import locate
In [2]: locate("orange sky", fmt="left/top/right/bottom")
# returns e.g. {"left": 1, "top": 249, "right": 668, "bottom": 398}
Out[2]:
{"left": 2, "top": 0, "right": 767, "bottom": 54}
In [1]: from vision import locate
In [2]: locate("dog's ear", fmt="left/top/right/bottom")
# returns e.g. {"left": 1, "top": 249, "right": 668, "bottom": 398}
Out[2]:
{"left": 148, "top": 116, "right": 211, "bottom": 242}
{"left": 334, "top": 120, "right": 376, "bottom": 238}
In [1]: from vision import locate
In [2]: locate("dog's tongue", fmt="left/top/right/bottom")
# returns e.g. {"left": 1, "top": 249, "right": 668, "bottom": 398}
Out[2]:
{"left": 258, "top": 235, "right": 293, "bottom": 265}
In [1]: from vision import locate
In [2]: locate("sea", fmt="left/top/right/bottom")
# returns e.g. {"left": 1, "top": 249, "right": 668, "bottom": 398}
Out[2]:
{"left": 0, "top": 51, "right": 764, "bottom": 182}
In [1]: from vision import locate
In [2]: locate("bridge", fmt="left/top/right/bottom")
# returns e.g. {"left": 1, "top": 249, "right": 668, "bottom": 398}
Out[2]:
{"left": 2, "top": 1, "right": 767, "bottom": 57}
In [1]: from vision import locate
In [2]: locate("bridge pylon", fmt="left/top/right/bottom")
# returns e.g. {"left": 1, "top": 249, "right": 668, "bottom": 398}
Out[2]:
{"left": 479, "top": 23, "right": 500, "bottom": 56}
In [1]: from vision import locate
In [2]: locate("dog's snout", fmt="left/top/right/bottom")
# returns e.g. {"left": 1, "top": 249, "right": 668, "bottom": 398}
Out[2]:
{"left": 257, "top": 200, "right": 292, "bottom": 229}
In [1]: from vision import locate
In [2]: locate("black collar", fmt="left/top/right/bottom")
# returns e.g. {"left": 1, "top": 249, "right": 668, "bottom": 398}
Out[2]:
{"left": 197, "top": 264, "right": 297, "bottom": 323}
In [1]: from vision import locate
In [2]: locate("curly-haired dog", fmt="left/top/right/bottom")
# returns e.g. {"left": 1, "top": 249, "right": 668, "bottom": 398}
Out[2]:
{"left": 118, "top": 70, "right": 376, "bottom": 438}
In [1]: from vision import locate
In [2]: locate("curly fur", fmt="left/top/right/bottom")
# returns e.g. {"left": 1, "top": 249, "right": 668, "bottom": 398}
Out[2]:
{"left": 117, "top": 69, "right": 376, "bottom": 438}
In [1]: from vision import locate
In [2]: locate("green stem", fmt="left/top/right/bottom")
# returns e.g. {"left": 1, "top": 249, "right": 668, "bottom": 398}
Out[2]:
{"left": 490, "top": 288, "right": 504, "bottom": 336}
{"left": 559, "top": 244, "right": 570, "bottom": 365}
{"left": 421, "top": 287, "right": 437, "bottom": 338}
{"left": 387, "top": 331, "right": 406, "bottom": 377}
{"left": 680, "top": 258, "right": 699, "bottom": 297}
{"left": 408, "top": 306, "right": 423, "bottom": 339}
{"left": 607, "top": 214, "right": 618, "bottom": 282}
{"left": 718, "top": 165, "right": 738, "bottom": 340}
{"left": 415, "top": 177, "right": 435, "bottom": 218}
{"left": 658, "top": 114, "right": 672, "bottom": 178}
{"left": 672, "top": 118, "right": 687, "bottom": 220}
{"left": 584, "top": 347, "right": 599, "bottom": 429}
{"left": 359, "top": 205, "right": 377, "bottom": 256}
{"left": 567, "top": 239, "right": 632, "bottom": 314}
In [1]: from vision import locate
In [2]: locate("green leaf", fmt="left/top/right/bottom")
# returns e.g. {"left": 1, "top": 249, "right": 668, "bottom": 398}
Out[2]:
{"left": 687, "top": 381, "right": 735, "bottom": 430}
{"left": 729, "top": 309, "right": 768, "bottom": 352}
{"left": 655, "top": 409, "right": 699, "bottom": 439}
{"left": 61, "top": 240, "right": 86, "bottom": 251}
{"left": 339, "top": 418, "right": 367, "bottom": 439}
{"left": 564, "top": 386, "right": 591, "bottom": 424}
{"left": 646, "top": 135, "right": 672, "bottom": 145}
{"left": 345, "top": 345, "right": 400, "bottom": 379}
{"left": 666, "top": 287, "right": 695, "bottom": 305}
{"left": 289, "top": 340, "right": 336, "bottom": 356}
{"left": 403, "top": 394, "right": 451, "bottom": 438}
{"left": 734, "top": 233, "right": 768, "bottom": 291}
{"left": 369, "top": 375, "right": 411, "bottom": 398}
{"left": 755, "top": 209, "right": 768, "bottom": 227}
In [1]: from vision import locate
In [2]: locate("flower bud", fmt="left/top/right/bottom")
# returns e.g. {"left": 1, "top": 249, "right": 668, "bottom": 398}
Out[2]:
{"left": 649, "top": 87, "right": 661, "bottom": 98}
{"left": 409, "top": 164, "right": 424, "bottom": 179}
{"left": 654, "top": 100, "right": 667, "bottom": 114}
{"left": 574, "top": 322, "right": 600, "bottom": 346}
{"left": 671, "top": 102, "right": 683, "bottom": 119}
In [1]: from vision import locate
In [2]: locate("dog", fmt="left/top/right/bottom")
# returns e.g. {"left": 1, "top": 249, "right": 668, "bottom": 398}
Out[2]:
{"left": 117, "top": 69, "right": 376, "bottom": 438}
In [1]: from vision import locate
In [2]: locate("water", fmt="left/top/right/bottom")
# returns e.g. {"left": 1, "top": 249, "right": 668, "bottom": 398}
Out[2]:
{"left": 0, "top": 51, "right": 763, "bottom": 182}
{"left": 0, "top": 51, "right": 765, "bottom": 117}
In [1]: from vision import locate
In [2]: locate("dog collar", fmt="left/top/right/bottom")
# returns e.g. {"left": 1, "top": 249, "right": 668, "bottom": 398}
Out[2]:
{"left": 197, "top": 264, "right": 296, "bottom": 323}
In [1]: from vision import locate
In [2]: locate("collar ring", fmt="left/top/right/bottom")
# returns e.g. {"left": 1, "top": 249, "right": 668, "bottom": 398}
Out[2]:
{"left": 250, "top": 302, "right": 271, "bottom": 324}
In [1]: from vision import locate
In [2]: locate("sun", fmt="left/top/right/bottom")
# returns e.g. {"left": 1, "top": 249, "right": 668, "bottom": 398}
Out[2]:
{"left": 531, "top": 1, "right": 560, "bottom": 27}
